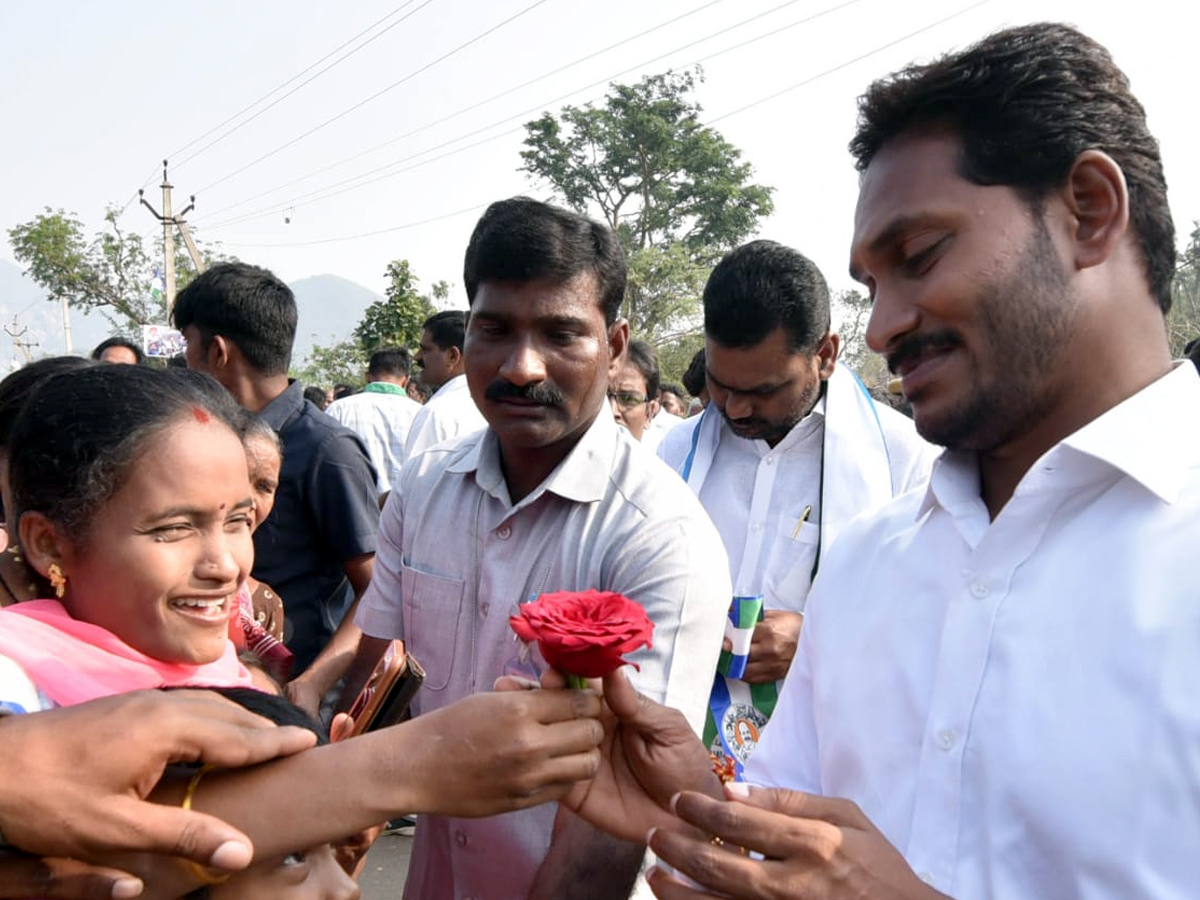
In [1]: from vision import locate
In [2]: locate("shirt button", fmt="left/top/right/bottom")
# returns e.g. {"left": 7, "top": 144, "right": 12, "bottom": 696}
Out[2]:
{"left": 479, "top": 601, "right": 490, "bottom": 617}
{"left": 765, "top": 457, "right": 775, "bottom": 466}
{"left": 918, "top": 872, "right": 935, "bottom": 886}
{"left": 936, "top": 729, "right": 957, "bottom": 750}
{"left": 454, "top": 830, "right": 468, "bottom": 847}
{"left": 969, "top": 581, "right": 989, "bottom": 599}
{"left": 751, "top": 522, "right": 763, "bottom": 533}
{"left": 496, "top": 524, "right": 512, "bottom": 540}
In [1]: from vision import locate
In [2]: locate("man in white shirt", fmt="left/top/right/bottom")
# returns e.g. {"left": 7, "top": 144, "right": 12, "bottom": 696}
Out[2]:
{"left": 348, "top": 198, "right": 731, "bottom": 900}
{"left": 403, "top": 310, "right": 486, "bottom": 459}
{"left": 658, "top": 240, "right": 934, "bottom": 777}
{"left": 326, "top": 347, "right": 421, "bottom": 495}
{"left": 557, "top": 22, "right": 1200, "bottom": 900}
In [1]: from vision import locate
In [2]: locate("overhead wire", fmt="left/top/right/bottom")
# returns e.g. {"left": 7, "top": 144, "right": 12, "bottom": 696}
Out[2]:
{"left": 193, "top": 0, "right": 736, "bottom": 223}
{"left": 200, "top": 0, "right": 859, "bottom": 231}
{"left": 213, "top": 0, "right": 991, "bottom": 249}
{"left": 194, "top": 0, "right": 556, "bottom": 196}
{"left": 172, "top": 0, "right": 435, "bottom": 169}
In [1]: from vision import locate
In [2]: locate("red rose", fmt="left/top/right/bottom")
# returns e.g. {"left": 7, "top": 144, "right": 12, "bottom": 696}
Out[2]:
{"left": 509, "top": 589, "right": 654, "bottom": 679}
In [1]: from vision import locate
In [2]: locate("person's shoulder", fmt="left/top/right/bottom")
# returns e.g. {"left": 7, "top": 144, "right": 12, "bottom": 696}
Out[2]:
{"left": 656, "top": 413, "right": 703, "bottom": 470}
{"left": 607, "top": 426, "right": 707, "bottom": 522}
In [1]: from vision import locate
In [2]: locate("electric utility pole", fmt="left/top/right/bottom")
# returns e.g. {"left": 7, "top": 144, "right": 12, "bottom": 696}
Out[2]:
{"left": 140, "top": 160, "right": 204, "bottom": 314}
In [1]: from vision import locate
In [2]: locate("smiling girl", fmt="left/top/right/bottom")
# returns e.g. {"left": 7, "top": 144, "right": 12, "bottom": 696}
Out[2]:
{"left": 0, "top": 365, "right": 257, "bottom": 702}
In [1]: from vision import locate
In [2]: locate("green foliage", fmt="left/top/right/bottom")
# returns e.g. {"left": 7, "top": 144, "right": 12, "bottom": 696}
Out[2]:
{"left": 521, "top": 69, "right": 773, "bottom": 343}
{"left": 353, "top": 260, "right": 443, "bottom": 353}
{"left": 832, "top": 288, "right": 889, "bottom": 392}
{"left": 8, "top": 206, "right": 228, "bottom": 335}
{"left": 292, "top": 339, "right": 366, "bottom": 389}
{"left": 1168, "top": 221, "right": 1200, "bottom": 357}
{"left": 655, "top": 330, "right": 706, "bottom": 393}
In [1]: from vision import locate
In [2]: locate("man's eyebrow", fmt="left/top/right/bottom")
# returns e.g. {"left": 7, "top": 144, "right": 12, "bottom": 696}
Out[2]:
{"left": 536, "top": 314, "right": 591, "bottom": 329}
{"left": 850, "top": 214, "right": 925, "bottom": 282}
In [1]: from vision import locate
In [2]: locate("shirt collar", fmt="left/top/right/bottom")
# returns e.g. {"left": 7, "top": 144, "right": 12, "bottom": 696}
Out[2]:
{"left": 258, "top": 380, "right": 304, "bottom": 430}
{"left": 446, "top": 408, "right": 617, "bottom": 509}
{"left": 916, "top": 363, "right": 1200, "bottom": 518}
{"left": 432, "top": 373, "right": 468, "bottom": 400}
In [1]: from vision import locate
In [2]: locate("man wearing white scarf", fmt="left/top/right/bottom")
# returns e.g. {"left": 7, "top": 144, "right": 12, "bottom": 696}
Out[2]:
{"left": 658, "top": 240, "right": 935, "bottom": 776}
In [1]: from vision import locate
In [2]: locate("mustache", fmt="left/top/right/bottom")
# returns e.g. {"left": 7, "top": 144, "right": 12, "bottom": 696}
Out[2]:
{"left": 484, "top": 379, "right": 566, "bottom": 406}
{"left": 886, "top": 330, "right": 962, "bottom": 375}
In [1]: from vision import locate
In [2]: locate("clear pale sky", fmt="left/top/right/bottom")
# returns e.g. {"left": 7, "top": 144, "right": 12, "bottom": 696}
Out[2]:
{"left": 2, "top": 0, "right": 1197, "bottom": 326}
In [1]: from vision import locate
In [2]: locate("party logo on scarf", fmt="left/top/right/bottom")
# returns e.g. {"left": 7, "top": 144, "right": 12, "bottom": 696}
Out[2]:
{"left": 718, "top": 701, "right": 769, "bottom": 764}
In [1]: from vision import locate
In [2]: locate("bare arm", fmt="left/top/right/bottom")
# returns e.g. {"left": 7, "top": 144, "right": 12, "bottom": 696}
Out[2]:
{"left": 529, "top": 807, "right": 644, "bottom": 900}
{"left": 286, "top": 553, "right": 375, "bottom": 715}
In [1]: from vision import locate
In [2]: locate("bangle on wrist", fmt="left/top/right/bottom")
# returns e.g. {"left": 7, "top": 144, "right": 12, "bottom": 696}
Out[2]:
{"left": 180, "top": 766, "right": 231, "bottom": 886}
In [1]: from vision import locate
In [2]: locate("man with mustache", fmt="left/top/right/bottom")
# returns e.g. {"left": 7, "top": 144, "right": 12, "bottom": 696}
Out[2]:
{"left": 342, "top": 197, "right": 731, "bottom": 900}
{"left": 554, "top": 22, "right": 1200, "bottom": 900}
{"left": 657, "top": 240, "right": 933, "bottom": 778}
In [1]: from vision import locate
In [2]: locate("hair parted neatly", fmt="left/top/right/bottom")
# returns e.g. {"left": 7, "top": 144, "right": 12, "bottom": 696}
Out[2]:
{"left": 703, "top": 240, "right": 831, "bottom": 353}
{"left": 850, "top": 22, "right": 1175, "bottom": 312}
{"left": 463, "top": 197, "right": 627, "bottom": 325}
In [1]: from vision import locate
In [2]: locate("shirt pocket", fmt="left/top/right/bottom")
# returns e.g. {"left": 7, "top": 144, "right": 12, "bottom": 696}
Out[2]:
{"left": 400, "top": 562, "right": 465, "bottom": 692}
{"left": 762, "top": 516, "right": 821, "bottom": 613}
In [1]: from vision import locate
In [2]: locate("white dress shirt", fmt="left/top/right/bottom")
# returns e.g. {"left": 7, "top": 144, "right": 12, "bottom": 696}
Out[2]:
{"left": 403, "top": 373, "right": 487, "bottom": 460}
{"left": 641, "top": 408, "right": 684, "bottom": 454}
{"left": 325, "top": 385, "right": 421, "bottom": 495}
{"left": 358, "top": 410, "right": 731, "bottom": 900}
{"left": 749, "top": 363, "right": 1200, "bottom": 900}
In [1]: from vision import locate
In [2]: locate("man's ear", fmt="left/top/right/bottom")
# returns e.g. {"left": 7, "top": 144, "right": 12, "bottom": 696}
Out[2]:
{"left": 607, "top": 319, "right": 630, "bottom": 379}
{"left": 817, "top": 332, "right": 840, "bottom": 380}
{"left": 446, "top": 345, "right": 463, "bottom": 367}
{"left": 18, "top": 511, "right": 69, "bottom": 581}
{"left": 648, "top": 398, "right": 661, "bottom": 421}
{"left": 1062, "top": 149, "right": 1129, "bottom": 271}
{"left": 209, "top": 334, "right": 233, "bottom": 371}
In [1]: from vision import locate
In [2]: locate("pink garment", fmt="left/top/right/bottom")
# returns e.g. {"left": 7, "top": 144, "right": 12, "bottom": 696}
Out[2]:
{"left": 0, "top": 599, "right": 253, "bottom": 706}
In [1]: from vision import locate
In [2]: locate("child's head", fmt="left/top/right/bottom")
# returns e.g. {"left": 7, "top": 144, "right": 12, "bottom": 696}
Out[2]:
{"left": 9, "top": 366, "right": 254, "bottom": 665}
{"left": 190, "top": 688, "right": 360, "bottom": 900}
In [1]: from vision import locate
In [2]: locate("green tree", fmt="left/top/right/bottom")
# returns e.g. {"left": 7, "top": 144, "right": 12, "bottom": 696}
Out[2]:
{"left": 1168, "top": 221, "right": 1200, "bottom": 357}
{"left": 8, "top": 206, "right": 226, "bottom": 335}
{"left": 353, "top": 260, "right": 446, "bottom": 353}
{"left": 832, "top": 287, "right": 889, "bottom": 392}
{"left": 292, "top": 339, "right": 366, "bottom": 389}
{"left": 521, "top": 69, "right": 773, "bottom": 343}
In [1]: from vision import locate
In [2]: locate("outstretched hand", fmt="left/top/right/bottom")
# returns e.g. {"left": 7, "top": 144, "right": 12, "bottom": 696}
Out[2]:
{"left": 0, "top": 690, "right": 316, "bottom": 873}
{"left": 547, "top": 669, "right": 723, "bottom": 844}
{"left": 645, "top": 784, "right": 951, "bottom": 900}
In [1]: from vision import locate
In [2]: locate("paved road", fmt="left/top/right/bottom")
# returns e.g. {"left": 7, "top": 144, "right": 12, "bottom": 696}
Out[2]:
{"left": 358, "top": 833, "right": 413, "bottom": 899}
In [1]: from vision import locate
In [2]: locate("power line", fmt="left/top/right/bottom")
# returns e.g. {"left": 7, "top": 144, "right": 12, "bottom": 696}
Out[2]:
{"left": 191, "top": 0, "right": 736, "bottom": 224}
{"left": 172, "top": 0, "right": 435, "bottom": 169}
{"left": 209, "top": 0, "right": 985, "bottom": 249}
{"left": 201, "top": 0, "right": 858, "bottom": 231}
{"left": 707, "top": 0, "right": 993, "bottom": 124}
{"left": 194, "top": 0, "right": 555, "bottom": 195}
{"left": 217, "top": 203, "right": 486, "bottom": 247}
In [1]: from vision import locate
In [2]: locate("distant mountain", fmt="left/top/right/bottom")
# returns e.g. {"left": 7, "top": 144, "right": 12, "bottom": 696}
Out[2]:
{"left": 290, "top": 274, "right": 381, "bottom": 363}
{"left": 0, "top": 260, "right": 380, "bottom": 366}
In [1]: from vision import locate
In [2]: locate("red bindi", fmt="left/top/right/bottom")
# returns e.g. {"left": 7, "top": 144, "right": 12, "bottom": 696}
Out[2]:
{"left": 192, "top": 406, "right": 211, "bottom": 424}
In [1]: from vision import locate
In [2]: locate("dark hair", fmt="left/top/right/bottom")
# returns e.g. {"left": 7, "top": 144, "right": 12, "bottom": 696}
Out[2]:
{"left": 90, "top": 337, "right": 145, "bottom": 364}
{"left": 682, "top": 348, "right": 706, "bottom": 397}
{"left": 333, "top": 383, "right": 356, "bottom": 400}
{"left": 303, "top": 385, "right": 329, "bottom": 409}
{"left": 368, "top": 347, "right": 411, "bottom": 379}
{"left": 423, "top": 310, "right": 467, "bottom": 352}
{"left": 171, "top": 262, "right": 298, "bottom": 375}
{"left": 1188, "top": 336, "right": 1200, "bottom": 374}
{"left": 0, "top": 357, "right": 94, "bottom": 451}
{"left": 463, "top": 197, "right": 627, "bottom": 325}
{"left": 624, "top": 340, "right": 661, "bottom": 400}
{"left": 660, "top": 383, "right": 684, "bottom": 401}
{"left": 193, "top": 686, "right": 328, "bottom": 744}
{"left": 703, "top": 241, "right": 831, "bottom": 353}
{"left": 9, "top": 366, "right": 244, "bottom": 544}
{"left": 850, "top": 22, "right": 1175, "bottom": 313}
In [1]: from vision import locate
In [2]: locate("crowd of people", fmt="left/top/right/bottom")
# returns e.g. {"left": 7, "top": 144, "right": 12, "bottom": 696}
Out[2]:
{"left": 0, "top": 20, "right": 1197, "bottom": 900}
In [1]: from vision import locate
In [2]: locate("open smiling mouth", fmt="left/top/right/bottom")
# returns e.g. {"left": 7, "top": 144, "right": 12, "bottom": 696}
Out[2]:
{"left": 169, "top": 596, "right": 231, "bottom": 621}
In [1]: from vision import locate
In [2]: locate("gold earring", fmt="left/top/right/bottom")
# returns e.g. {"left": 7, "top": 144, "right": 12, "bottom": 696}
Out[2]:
{"left": 47, "top": 563, "right": 66, "bottom": 599}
